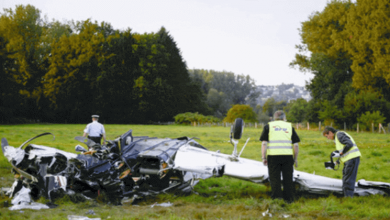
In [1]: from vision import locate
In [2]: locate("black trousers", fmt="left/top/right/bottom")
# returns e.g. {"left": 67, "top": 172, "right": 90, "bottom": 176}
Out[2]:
{"left": 88, "top": 136, "right": 102, "bottom": 145}
{"left": 342, "top": 157, "right": 360, "bottom": 197}
{"left": 267, "top": 155, "right": 295, "bottom": 202}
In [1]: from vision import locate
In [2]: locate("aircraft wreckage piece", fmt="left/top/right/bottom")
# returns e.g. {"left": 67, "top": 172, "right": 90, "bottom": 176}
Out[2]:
{"left": 1, "top": 119, "right": 390, "bottom": 207}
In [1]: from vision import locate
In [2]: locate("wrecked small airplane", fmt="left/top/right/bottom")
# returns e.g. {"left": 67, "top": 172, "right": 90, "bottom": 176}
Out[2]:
{"left": 2, "top": 118, "right": 390, "bottom": 208}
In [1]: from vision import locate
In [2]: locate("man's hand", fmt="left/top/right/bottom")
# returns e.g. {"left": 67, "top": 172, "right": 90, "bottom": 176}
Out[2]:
{"left": 331, "top": 150, "right": 341, "bottom": 158}
{"left": 263, "top": 158, "right": 267, "bottom": 166}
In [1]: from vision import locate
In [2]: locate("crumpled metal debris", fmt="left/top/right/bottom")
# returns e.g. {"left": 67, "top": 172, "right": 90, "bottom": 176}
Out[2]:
{"left": 67, "top": 216, "right": 101, "bottom": 220}
{"left": 262, "top": 209, "right": 272, "bottom": 217}
{"left": 1, "top": 130, "right": 224, "bottom": 206}
{"left": 150, "top": 202, "right": 173, "bottom": 208}
{"left": 8, "top": 186, "right": 49, "bottom": 210}
{"left": 262, "top": 209, "right": 291, "bottom": 218}
{"left": 85, "top": 210, "right": 96, "bottom": 215}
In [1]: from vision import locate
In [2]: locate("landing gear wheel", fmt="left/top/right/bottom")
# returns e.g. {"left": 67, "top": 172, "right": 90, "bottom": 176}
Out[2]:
{"left": 231, "top": 118, "right": 244, "bottom": 140}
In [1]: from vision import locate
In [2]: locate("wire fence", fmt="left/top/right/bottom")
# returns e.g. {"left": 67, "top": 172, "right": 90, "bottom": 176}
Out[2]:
{"left": 184, "top": 121, "right": 389, "bottom": 134}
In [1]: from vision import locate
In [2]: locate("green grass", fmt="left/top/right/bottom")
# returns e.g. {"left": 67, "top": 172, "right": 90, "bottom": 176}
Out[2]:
{"left": 1, "top": 124, "right": 390, "bottom": 219}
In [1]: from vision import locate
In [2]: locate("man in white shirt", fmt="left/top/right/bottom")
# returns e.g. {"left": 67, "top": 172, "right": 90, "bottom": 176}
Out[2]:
{"left": 83, "top": 115, "right": 106, "bottom": 145}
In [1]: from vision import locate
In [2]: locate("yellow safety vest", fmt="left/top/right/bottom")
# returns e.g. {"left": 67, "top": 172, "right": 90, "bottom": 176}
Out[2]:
{"left": 267, "top": 121, "right": 293, "bottom": 156}
{"left": 335, "top": 131, "right": 361, "bottom": 163}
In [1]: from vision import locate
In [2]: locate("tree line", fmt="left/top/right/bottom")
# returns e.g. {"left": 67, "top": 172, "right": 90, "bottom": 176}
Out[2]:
{"left": 0, "top": 5, "right": 258, "bottom": 124}
{"left": 3, "top": 2, "right": 389, "bottom": 129}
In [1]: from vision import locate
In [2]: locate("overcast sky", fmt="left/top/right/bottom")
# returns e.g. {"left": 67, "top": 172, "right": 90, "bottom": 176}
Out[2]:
{"left": 2, "top": 0, "right": 330, "bottom": 86}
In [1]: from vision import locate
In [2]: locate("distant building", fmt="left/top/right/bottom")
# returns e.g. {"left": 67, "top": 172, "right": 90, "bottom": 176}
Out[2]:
{"left": 251, "top": 84, "right": 311, "bottom": 106}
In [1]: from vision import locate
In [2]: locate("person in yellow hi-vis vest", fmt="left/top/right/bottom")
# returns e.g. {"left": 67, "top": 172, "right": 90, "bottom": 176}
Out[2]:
{"left": 260, "top": 110, "right": 300, "bottom": 203}
{"left": 323, "top": 126, "right": 361, "bottom": 197}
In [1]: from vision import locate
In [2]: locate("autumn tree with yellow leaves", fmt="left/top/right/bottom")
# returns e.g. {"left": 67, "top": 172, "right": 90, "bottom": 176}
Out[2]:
{"left": 291, "top": 0, "right": 390, "bottom": 127}
{"left": 0, "top": 5, "right": 49, "bottom": 122}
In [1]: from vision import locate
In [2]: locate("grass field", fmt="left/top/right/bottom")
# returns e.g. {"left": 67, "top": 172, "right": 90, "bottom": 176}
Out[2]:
{"left": 0, "top": 124, "right": 390, "bottom": 219}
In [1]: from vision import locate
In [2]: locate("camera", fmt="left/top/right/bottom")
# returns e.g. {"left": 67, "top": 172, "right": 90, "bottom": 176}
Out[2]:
{"left": 324, "top": 150, "right": 340, "bottom": 170}
{"left": 324, "top": 161, "right": 335, "bottom": 169}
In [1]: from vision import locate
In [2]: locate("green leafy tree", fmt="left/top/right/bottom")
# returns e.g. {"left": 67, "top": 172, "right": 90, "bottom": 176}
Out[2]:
{"left": 283, "top": 99, "right": 294, "bottom": 114}
{"left": 318, "top": 100, "right": 344, "bottom": 125}
{"left": 93, "top": 29, "right": 139, "bottom": 123}
{"left": 223, "top": 104, "right": 257, "bottom": 123}
{"left": 209, "top": 71, "right": 257, "bottom": 104}
{"left": 189, "top": 69, "right": 259, "bottom": 117}
{"left": 343, "top": 90, "right": 390, "bottom": 125}
{"left": 262, "top": 98, "right": 277, "bottom": 118}
{"left": 262, "top": 98, "right": 287, "bottom": 118}
{"left": 156, "top": 28, "right": 209, "bottom": 120}
{"left": 246, "top": 90, "right": 261, "bottom": 109}
{"left": 0, "top": 36, "right": 24, "bottom": 123}
{"left": 131, "top": 27, "right": 209, "bottom": 123}
{"left": 357, "top": 111, "right": 386, "bottom": 131}
{"left": 304, "top": 53, "right": 353, "bottom": 109}
{"left": 285, "top": 98, "right": 308, "bottom": 123}
{"left": 254, "top": 104, "right": 270, "bottom": 123}
{"left": 130, "top": 29, "right": 172, "bottom": 122}
{"left": 188, "top": 69, "right": 213, "bottom": 94}
{"left": 206, "top": 88, "right": 230, "bottom": 118}
{"left": 290, "top": 1, "right": 354, "bottom": 110}
{"left": 305, "top": 99, "right": 322, "bottom": 123}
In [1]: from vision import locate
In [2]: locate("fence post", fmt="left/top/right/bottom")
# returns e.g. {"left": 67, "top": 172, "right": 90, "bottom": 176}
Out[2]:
{"left": 372, "top": 123, "right": 374, "bottom": 133}
{"left": 379, "top": 123, "right": 386, "bottom": 134}
{"left": 357, "top": 123, "right": 359, "bottom": 133}
{"left": 307, "top": 122, "right": 309, "bottom": 130}
{"left": 319, "top": 121, "right": 321, "bottom": 131}
{"left": 344, "top": 122, "right": 346, "bottom": 131}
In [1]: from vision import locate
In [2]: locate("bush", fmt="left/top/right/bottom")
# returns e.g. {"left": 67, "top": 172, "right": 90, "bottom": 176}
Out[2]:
{"left": 357, "top": 111, "right": 386, "bottom": 131}
{"left": 174, "top": 112, "right": 221, "bottom": 125}
{"left": 223, "top": 104, "right": 257, "bottom": 123}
